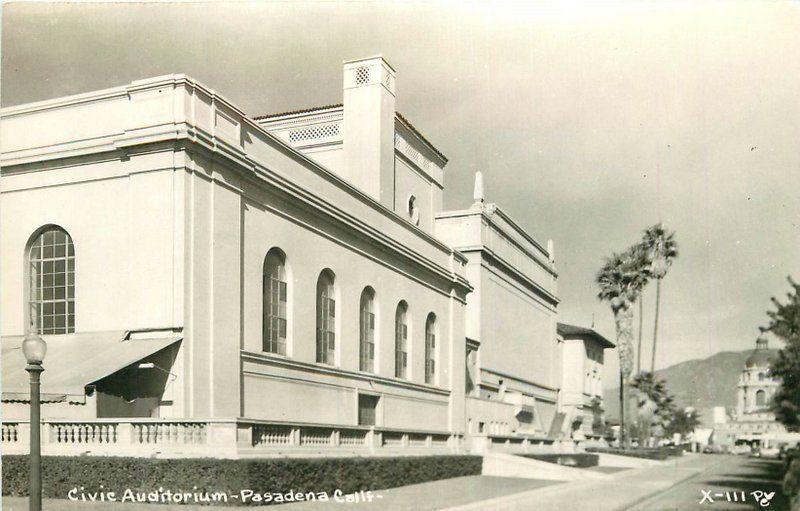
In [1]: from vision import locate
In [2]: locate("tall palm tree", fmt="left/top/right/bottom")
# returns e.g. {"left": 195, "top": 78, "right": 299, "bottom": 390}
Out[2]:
{"left": 596, "top": 248, "right": 647, "bottom": 446}
{"left": 628, "top": 244, "right": 653, "bottom": 374}
{"left": 642, "top": 224, "right": 679, "bottom": 373}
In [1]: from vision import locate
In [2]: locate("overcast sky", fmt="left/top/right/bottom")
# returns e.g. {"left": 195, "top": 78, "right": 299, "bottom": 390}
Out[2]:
{"left": 3, "top": 1, "right": 799, "bottom": 383}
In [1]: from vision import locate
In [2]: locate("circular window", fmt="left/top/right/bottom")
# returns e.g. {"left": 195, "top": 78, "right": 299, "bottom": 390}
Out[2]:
{"left": 407, "top": 195, "right": 420, "bottom": 225}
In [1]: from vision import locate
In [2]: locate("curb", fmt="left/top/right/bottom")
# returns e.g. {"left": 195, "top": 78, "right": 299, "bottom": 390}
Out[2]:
{"left": 618, "top": 457, "right": 726, "bottom": 511}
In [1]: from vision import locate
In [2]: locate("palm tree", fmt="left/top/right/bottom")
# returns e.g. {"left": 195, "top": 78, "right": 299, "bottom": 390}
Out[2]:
{"left": 628, "top": 244, "right": 653, "bottom": 374}
{"left": 642, "top": 224, "right": 679, "bottom": 373}
{"left": 596, "top": 248, "right": 647, "bottom": 446}
{"left": 630, "top": 371, "right": 674, "bottom": 446}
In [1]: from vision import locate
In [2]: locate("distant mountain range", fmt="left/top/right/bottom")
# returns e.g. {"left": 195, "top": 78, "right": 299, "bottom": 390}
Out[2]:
{"left": 602, "top": 348, "right": 779, "bottom": 427}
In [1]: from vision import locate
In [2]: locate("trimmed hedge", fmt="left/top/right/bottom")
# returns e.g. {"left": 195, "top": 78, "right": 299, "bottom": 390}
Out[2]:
{"left": 521, "top": 453, "right": 599, "bottom": 468}
{"left": 2, "top": 455, "right": 482, "bottom": 506}
{"left": 586, "top": 446, "right": 683, "bottom": 460}
{"left": 783, "top": 448, "right": 800, "bottom": 510}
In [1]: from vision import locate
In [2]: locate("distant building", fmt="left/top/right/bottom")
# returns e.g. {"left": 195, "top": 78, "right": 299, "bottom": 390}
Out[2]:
{"left": 729, "top": 338, "right": 786, "bottom": 439}
{"left": 556, "top": 323, "right": 615, "bottom": 438}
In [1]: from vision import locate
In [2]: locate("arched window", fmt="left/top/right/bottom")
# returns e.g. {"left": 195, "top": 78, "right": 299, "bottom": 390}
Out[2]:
{"left": 316, "top": 270, "right": 336, "bottom": 365}
{"left": 359, "top": 287, "right": 376, "bottom": 373}
{"left": 28, "top": 226, "right": 75, "bottom": 334}
{"left": 395, "top": 301, "right": 409, "bottom": 378}
{"left": 755, "top": 390, "right": 766, "bottom": 408}
{"left": 758, "top": 372, "right": 765, "bottom": 381}
{"left": 263, "top": 249, "right": 287, "bottom": 355}
{"left": 425, "top": 313, "right": 437, "bottom": 384}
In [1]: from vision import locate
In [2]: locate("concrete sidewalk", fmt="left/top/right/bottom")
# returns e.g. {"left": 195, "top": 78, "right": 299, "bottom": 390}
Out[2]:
{"left": 1, "top": 476, "right": 558, "bottom": 511}
{"left": 1, "top": 455, "right": 708, "bottom": 511}
{"left": 441, "top": 454, "right": 711, "bottom": 511}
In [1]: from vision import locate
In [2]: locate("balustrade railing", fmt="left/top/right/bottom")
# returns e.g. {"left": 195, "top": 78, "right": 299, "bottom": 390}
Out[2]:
{"left": 50, "top": 422, "right": 118, "bottom": 445}
{"left": 1, "top": 418, "right": 462, "bottom": 458}
{"left": 1, "top": 422, "right": 19, "bottom": 443}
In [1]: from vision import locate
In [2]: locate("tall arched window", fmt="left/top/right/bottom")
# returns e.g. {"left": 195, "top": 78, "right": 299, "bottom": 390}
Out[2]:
{"left": 28, "top": 226, "right": 75, "bottom": 334}
{"left": 359, "top": 287, "right": 376, "bottom": 373}
{"left": 316, "top": 270, "right": 336, "bottom": 365}
{"left": 263, "top": 248, "right": 287, "bottom": 355}
{"left": 395, "top": 301, "right": 409, "bottom": 378}
{"left": 425, "top": 313, "right": 437, "bottom": 384}
{"left": 755, "top": 389, "right": 766, "bottom": 408}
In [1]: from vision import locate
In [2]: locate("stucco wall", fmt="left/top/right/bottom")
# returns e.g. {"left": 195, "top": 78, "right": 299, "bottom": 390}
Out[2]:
{"left": 480, "top": 267, "right": 556, "bottom": 388}
{"left": 394, "top": 157, "right": 436, "bottom": 233}
{"left": 0, "top": 156, "right": 179, "bottom": 336}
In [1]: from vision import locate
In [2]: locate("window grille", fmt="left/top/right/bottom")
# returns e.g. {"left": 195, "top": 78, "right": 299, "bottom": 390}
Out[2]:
{"left": 288, "top": 123, "right": 340, "bottom": 143}
{"left": 316, "top": 271, "right": 336, "bottom": 364}
{"left": 355, "top": 66, "right": 370, "bottom": 85}
{"left": 359, "top": 288, "right": 376, "bottom": 373}
{"left": 358, "top": 394, "right": 379, "bottom": 426}
{"left": 263, "top": 250, "right": 287, "bottom": 355}
{"left": 29, "top": 227, "right": 75, "bottom": 334}
{"left": 425, "top": 313, "right": 437, "bottom": 384}
{"left": 395, "top": 302, "right": 409, "bottom": 378}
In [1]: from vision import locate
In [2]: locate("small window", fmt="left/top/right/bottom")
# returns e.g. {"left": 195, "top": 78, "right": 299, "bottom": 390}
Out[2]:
{"left": 756, "top": 390, "right": 767, "bottom": 408}
{"left": 316, "top": 270, "right": 336, "bottom": 364}
{"left": 359, "top": 287, "right": 376, "bottom": 373}
{"left": 358, "top": 394, "right": 379, "bottom": 426}
{"left": 395, "top": 301, "right": 409, "bottom": 378}
{"left": 407, "top": 195, "right": 420, "bottom": 226}
{"left": 425, "top": 313, "right": 437, "bottom": 384}
{"left": 263, "top": 249, "right": 288, "bottom": 355}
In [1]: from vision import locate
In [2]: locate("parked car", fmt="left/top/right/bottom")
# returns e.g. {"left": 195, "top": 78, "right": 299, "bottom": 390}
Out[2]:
{"left": 703, "top": 444, "right": 726, "bottom": 454}
{"left": 758, "top": 446, "right": 782, "bottom": 459}
{"left": 732, "top": 443, "right": 753, "bottom": 455}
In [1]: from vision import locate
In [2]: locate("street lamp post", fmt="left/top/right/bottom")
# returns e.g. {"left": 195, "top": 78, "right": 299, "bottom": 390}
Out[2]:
{"left": 22, "top": 331, "right": 47, "bottom": 511}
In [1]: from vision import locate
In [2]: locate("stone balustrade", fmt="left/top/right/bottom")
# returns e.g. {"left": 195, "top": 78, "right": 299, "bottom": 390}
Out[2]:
{"left": 0, "top": 418, "right": 463, "bottom": 459}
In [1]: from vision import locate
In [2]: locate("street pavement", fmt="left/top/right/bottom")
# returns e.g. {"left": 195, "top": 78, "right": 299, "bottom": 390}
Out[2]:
{"left": 443, "top": 453, "right": 722, "bottom": 511}
{"left": 2, "top": 454, "right": 790, "bottom": 510}
{"left": 629, "top": 454, "right": 790, "bottom": 511}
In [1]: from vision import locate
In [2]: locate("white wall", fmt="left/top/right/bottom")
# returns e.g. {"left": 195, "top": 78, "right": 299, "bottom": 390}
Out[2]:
{"left": 0, "top": 156, "right": 179, "bottom": 336}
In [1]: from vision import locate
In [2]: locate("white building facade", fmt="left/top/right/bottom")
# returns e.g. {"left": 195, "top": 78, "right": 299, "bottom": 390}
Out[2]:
{"left": 0, "top": 56, "right": 611, "bottom": 457}
{"left": 730, "top": 338, "right": 785, "bottom": 438}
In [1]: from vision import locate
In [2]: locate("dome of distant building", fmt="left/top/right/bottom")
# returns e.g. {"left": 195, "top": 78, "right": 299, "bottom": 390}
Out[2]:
{"left": 745, "top": 338, "right": 776, "bottom": 368}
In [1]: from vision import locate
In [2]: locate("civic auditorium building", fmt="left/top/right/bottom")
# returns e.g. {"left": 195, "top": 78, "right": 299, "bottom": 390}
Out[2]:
{"left": 0, "top": 56, "right": 613, "bottom": 457}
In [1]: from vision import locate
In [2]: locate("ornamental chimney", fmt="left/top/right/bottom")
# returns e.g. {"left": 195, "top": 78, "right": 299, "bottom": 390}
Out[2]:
{"left": 342, "top": 56, "right": 396, "bottom": 207}
{"left": 473, "top": 171, "right": 485, "bottom": 205}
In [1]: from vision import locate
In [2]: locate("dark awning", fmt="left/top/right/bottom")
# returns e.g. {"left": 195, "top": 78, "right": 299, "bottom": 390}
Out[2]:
{"left": 2, "top": 331, "right": 180, "bottom": 402}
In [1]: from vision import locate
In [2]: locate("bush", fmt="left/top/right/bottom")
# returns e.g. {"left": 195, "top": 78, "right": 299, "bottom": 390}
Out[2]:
{"left": 1, "top": 455, "right": 482, "bottom": 506}
{"left": 783, "top": 449, "right": 800, "bottom": 511}
{"left": 521, "top": 453, "right": 599, "bottom": 468}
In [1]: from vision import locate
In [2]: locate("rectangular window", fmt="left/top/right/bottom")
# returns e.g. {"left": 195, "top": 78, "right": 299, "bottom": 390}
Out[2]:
{"left": 317, "top": 296, "right": 336, "bottom": 364}
{"left": 425, "top": 330, "right": 436, "bottom": 384}
{"left": 264, "top": 275, "right": 287, "bottom": 355}
{"left": 358, "top": 394, "right": 379, "bottom": 426}
{"left": 360, "top": 310, "right": 375, "bottom": 372}
{"left": 395, "top": 323, "right": 408, "bottom": 378}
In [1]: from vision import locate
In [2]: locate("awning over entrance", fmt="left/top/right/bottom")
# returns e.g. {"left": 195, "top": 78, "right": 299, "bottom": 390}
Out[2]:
{"left": 1, "top": 331, "right": 181, "bottom": 402}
